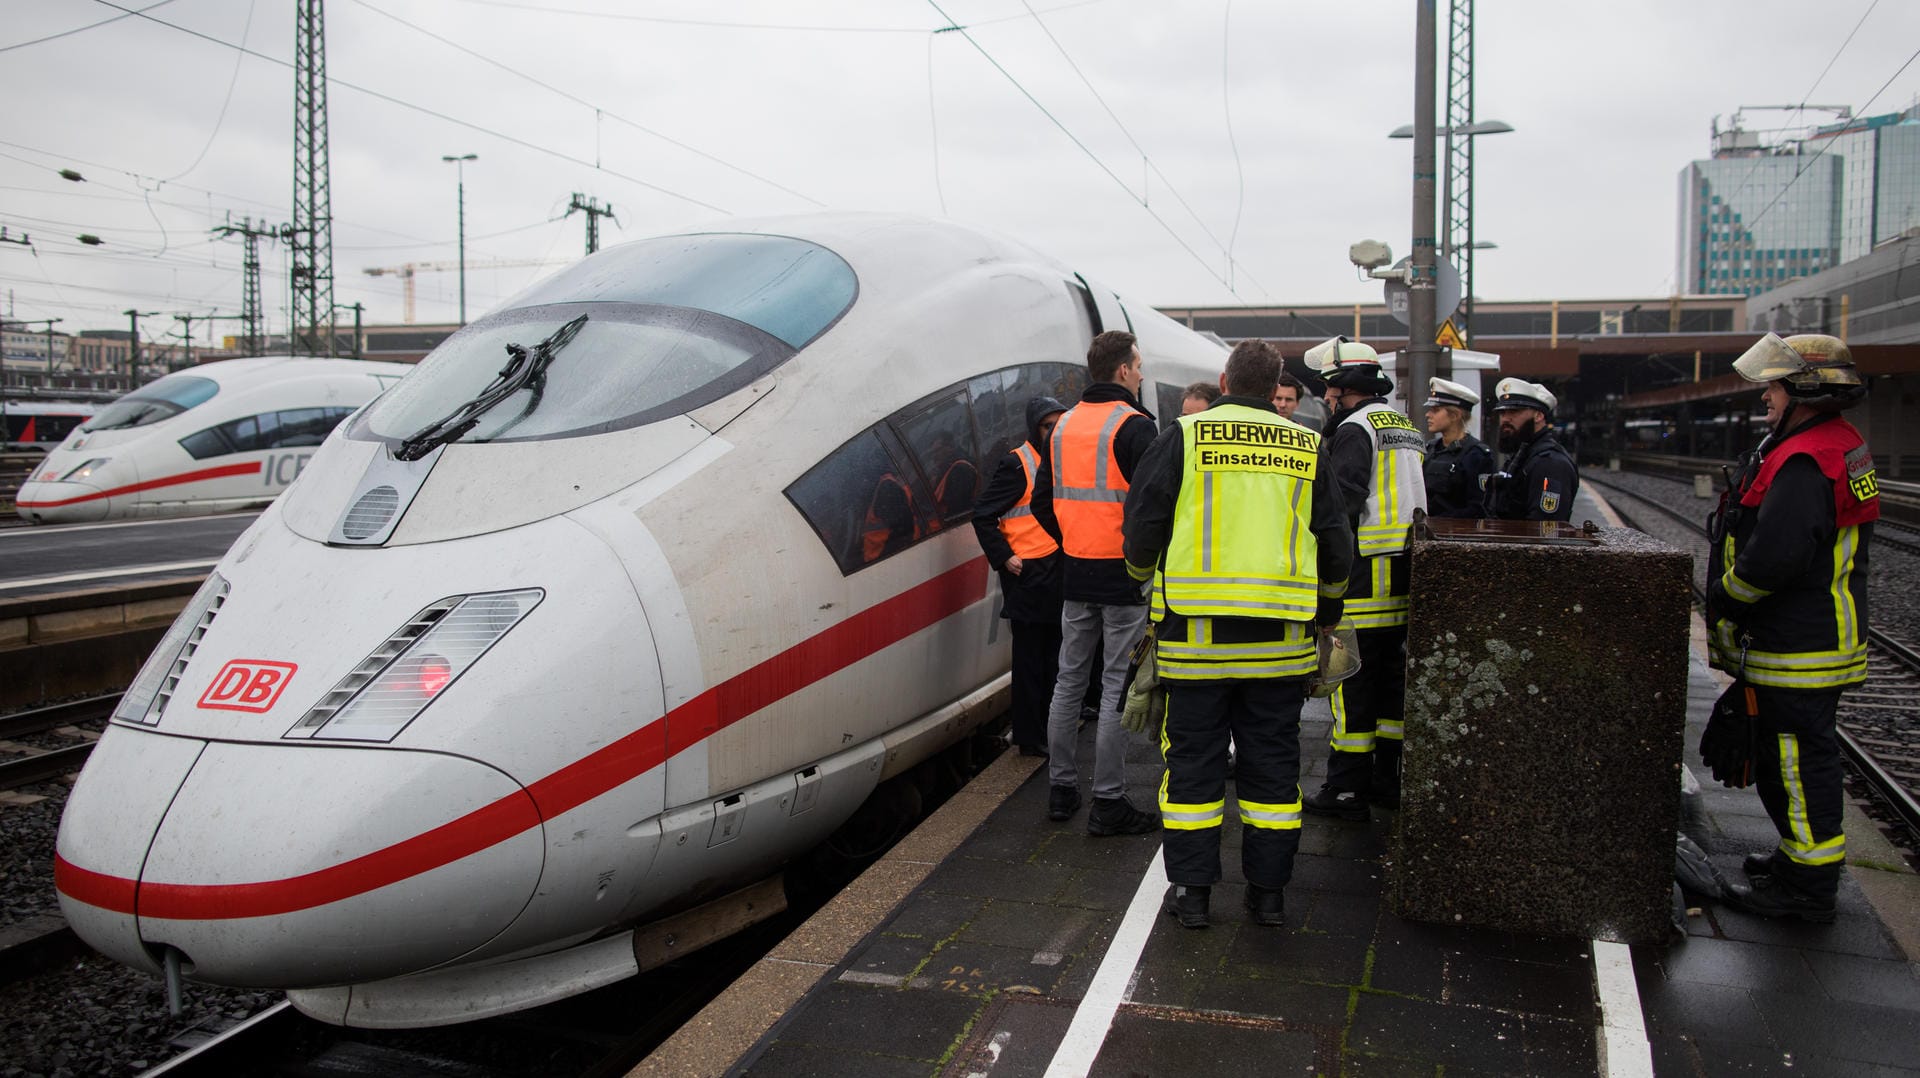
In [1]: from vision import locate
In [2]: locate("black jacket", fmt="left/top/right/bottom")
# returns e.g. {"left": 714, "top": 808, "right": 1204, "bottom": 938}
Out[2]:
{"left": 971, "top": 397, "right": 1066, "bottom": 623}
{"left": 1031, "top": 382, "right": 1159, "bottom": 604}
{"left": 1122, "top": 395, "right": 1354, "bottom": 635}
{"left": 1486, "top": 427, "right": 1579, "bottom": 521}
{"left": 1425, "top": 433, "right": 1492, "bottom": 518}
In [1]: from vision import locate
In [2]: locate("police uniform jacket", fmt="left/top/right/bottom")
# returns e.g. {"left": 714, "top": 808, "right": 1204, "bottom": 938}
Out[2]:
{"left": 1031, "top": 382, "right": 1159, "bottom": 605}
{"left": 1121, "top": 395, "right": 1354, "bottom": 676}
{"left": 1486, "top": 426, "right": 1579, "bottom": 521}
{"left": 1424, "top": 433, "right": 1492, "bottom": 518}
{"left": 971, "top": 403, "right": 1066, "bottom": 624}
{"left": 1708, "top": 413, "right": 1879, "bottom": 691}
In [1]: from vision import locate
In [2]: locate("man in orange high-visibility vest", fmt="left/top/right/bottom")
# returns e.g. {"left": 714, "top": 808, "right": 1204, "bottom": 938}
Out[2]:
{"left": 1030, "top": 330, "right": 1161, "bottom": 836}
{"left": 972, "top": 396, "right": 1069, "bottom": 757}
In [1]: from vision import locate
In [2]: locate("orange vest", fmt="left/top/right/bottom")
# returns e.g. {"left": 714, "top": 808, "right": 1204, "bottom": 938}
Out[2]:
{"left": 999, "top": 443, "right": 1059, "bottom": 560}
{"left": 1049, "top": 399, "right": 1139, "bottom": 559}
{"left": 862, "top": 473, "right": 921, "bottom": 561}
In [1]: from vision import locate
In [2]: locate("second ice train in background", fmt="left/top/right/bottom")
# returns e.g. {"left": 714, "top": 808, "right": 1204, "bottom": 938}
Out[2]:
{"left": 15, "top": 357, "right": 410, "bottom": 523}
{"left": 54, "top": 213, "right": 1226, "bottom": 1028}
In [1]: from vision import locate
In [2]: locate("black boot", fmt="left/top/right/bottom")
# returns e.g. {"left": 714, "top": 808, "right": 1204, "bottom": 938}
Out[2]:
{"left": 1742, "top": 851, "right": 1777, "bottom": 879}
{"left": 1088, "top": 796, "right": 1158, "bottom": 836}
{"left": 1166, "top": 885, "right": 1210, "bottom": 928}
{"left": 1244, "top": 885, "right": 1286, "bottom": 927}
{"left": 1724, "top": 877, "right": 1837, "bottom": 924}
{"left": 1303, "top": 784, "right": 1368, "bottom": 821}
{"left": 1047, "top": 785, "right": 1082, "bottom": 822}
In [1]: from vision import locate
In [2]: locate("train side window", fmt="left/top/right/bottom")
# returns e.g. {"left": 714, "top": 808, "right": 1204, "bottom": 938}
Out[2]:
{"left": 1155, "top": 381, "right": 1186, "bottom": 430}
{"left": 896, "top": 391, "right": 981, "bottom": 529}
{"left": 177, "top": 426, "right": 234, "bottom": 460}
{"left": 968, "top": 373, "right": 1014, "bottom": 465}
{"left": 269, "top": 407, "right": 342, "bottom": 447}
{"left": 786, "top": 429, "right": 931, "bottom": 575}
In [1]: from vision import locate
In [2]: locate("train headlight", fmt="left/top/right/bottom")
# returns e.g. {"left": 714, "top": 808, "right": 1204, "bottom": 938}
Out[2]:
{"left": 62, "top": 458, "right": 111, "bottom": 482}
{"left": 287, "top": 589, "right": 543, "bottom": 742}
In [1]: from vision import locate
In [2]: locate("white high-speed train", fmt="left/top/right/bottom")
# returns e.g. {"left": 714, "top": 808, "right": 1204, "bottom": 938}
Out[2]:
{"left": 15, "top": 357, "right": 410, "bottom": 524}
{"left": 54, "top": 214, "right": 1226, "bottom": 1028}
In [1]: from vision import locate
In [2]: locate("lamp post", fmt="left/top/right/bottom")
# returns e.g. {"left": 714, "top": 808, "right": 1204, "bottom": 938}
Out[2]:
{"left": 1390, "top": 118, "right": 1512, "bottom": 349}
{"left": 441, "top": 154, "right": 478, "bottom": 325}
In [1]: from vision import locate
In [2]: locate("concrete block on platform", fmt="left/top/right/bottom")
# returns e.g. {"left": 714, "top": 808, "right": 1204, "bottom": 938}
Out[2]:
{"left": 124, "top": 595, "right": 188, "bottom": 630}
{"left": 1392, "top": 524, "right": 1693, "bottom": 944}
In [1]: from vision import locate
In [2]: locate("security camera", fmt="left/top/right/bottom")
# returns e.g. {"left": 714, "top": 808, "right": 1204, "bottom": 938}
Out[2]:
{"left": 1348, "top": 240, "right": 1393, "bottom": 271}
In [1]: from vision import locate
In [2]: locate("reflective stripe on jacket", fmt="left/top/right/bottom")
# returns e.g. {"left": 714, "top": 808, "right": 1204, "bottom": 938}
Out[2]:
{"left": 1340, "top": 402, "right": 1428, "bottom": 556}
{"left": 998, "top": 443, "right": 1059, "bottom": 560}
{"left": 1050, "top": 399, "right": 1141, "bottom": 559}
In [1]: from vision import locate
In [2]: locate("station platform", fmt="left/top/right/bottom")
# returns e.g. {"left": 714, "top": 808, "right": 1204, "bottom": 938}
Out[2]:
{"left": 636, "top": 487, "right": 1920, "bottom": 1078}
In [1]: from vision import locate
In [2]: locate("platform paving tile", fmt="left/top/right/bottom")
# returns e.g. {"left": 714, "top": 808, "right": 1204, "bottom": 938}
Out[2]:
{"left": 942, "top": 996, "right": 1074, "bottom": 1078}
{"left": 1090, "top": 1011, "right": 1322, "bottom": 1078}
{"left": 959, "top": 897, "right": 1103, "bottom": 954}
{"left": 1186, "top": 973, "right": 1353, "bottom": 1031}
{"left": 741, "top": 1040, "right": 932, "bottom": 1078}
{"left": 761, "top": 979, "right": 984, "bottom": 1064}
{"left": 911, "top": 938, "right": 1076, "bottom": 997}
{"left": 1633, "top": 976, "right": 1777, "bottom": 1046}
{"left": 1346, "top": 992, "right": 1530, "bottom": 1074}
{"left": 1799, "top": 947, "right": 1920, "bottom": 1005}
{"left": 1446, "top": 948, "right": 1598, "bottom": 1022}
{"left": 1649, "top": 934, "right": 1819, "bottom": 996}
{"left": 1218, "top": 912, "right": 1373, "bottom": 986}
{"left": 878, "top": 889, "right": 987, "bottom": 940}
{"left": 1053, "top": 864, "right": 1144, "bottom": 912}
{"left": 921, "top": 853, "right": 1075, "bottom": 904}
{"left": 1749, "top": 988, "right": 1920, "bottom": 1071}
{"left": 1520, "top": 1013, "right": 1601, "bottom": 1075}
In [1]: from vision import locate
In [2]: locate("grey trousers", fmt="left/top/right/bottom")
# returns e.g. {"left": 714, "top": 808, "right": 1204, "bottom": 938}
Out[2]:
{"left": 1046, "top": 599, "right": 1150, "bottom": 800}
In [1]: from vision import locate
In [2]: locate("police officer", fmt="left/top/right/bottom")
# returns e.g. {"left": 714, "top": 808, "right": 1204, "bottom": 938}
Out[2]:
{"left": 1423, "top": 377, "right": 1492, "bottom": 518}
{"left": 1122, "top": 340, "right": 1353, "bottom": 927}
{"left": 972, "top": 397, "right": 1069, "bottom": 757}
{"left": 1030, "top": 330, "right": 1160, "bottom": 836}
{"left": 1484, "top": 378, "right": 1578, "bottom": 521}
{"left": 1708, "top": 334, "right": 1878, "bottom": 923}
{"left": 1300, "top": 337, "right": 1427, "bottom": 818}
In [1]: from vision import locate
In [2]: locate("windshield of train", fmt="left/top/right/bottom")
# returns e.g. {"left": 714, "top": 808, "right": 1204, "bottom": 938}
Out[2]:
{"left": 359, "top": 233, "right": 856, "bottom": 445}
{"left": 81, "top": 374, "right": 219, "bottom": 431}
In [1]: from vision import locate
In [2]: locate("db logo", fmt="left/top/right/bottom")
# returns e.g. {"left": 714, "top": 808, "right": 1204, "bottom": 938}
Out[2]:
{"left": 197, "top": 660, "right": 299, "bottom": 713}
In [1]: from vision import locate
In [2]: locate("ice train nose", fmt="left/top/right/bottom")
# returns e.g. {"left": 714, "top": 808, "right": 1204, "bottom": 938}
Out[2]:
{"left": 58, "top": 726, "right": 544, "bottom": 988}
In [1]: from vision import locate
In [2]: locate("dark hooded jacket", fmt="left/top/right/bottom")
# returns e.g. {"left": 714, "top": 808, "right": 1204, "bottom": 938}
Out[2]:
{"left": 971, "top": 396, "right": 1067, "bottom": 623}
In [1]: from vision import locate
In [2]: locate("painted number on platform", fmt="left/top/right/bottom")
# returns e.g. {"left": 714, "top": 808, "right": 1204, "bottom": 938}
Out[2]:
{"left": 197, "top": 660, "right": 299, "bottom": 713}
{"left": 264, "top": 453, "right": 312, "bottom": 487}
{"left": 940, "top": 965, "right": 992, "bottom": 994}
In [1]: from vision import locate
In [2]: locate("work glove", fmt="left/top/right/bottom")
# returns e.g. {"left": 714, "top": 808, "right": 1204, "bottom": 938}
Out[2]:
{"left": 1699, "top": 682, "right": 1758, "bottom": 789}
{"left": 1120, "top": 627, "right": 1165, "bottom": 739}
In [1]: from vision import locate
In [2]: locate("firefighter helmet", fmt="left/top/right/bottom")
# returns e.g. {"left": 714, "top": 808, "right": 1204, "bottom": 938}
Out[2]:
{"left": 1304, "top": 336, "right": 1392, "bottom": 394}
{"left": 1733, "top": 333, "right": 1866, "bottom": 410}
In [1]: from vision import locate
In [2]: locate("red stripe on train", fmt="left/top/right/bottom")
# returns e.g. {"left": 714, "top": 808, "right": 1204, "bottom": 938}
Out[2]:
{"left": 17, "top": 461, "right": 263, "bottom": 508}
{"left": 55, "top": 556, "right": 989, "bottom": 920}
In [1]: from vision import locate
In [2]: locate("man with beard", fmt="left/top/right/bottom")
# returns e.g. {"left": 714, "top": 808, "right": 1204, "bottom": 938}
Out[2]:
{"left": 1483, "top": 378, "right": 1578, "bottom": 522}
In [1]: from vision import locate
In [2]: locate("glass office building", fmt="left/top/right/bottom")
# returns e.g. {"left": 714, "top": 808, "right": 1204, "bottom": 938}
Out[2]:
{"left": 1679, "top": 109, "right": 1920, "bottom": 297}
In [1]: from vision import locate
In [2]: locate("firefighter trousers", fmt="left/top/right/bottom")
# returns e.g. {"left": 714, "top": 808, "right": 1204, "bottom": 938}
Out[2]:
{"left": 1326, "top": 627, "right": 1406, "bottom": 797}
{"left": 1159, "top": 676, "right": 1306, "bottom": 890}
{"left": 1749, "top": 682, "right": 1846, "bottom": 901}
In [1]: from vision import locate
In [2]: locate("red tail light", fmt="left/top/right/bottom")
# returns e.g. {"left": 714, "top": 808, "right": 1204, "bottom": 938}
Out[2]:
{"left": 415, "top": 655, "right": 453, "bottom": 697}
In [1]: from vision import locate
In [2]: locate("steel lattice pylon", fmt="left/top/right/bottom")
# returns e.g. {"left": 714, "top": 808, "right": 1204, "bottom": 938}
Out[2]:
{"left": 1443, "top": 0, "right": 1474, "bottom": 344}
{"left": 291, "top": 0, "right": 335, "bottom": 356}
{"left": 213, "top": 218, "right": 281, "bottom": 357}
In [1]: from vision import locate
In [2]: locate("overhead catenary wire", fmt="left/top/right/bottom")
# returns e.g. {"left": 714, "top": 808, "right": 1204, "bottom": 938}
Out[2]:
{"left": 86, "top": 0, "right": 732, "bottom": 215}
{"left": 451, "top": 0, "right": 1113, "bottom": 35}
{"left": 1015, "top": 0, "right": 1266, "bottom": 296}
{"left": 0, "top": 0, "right": 177, "bottom": 54}
{"left": 922, "top": 0, "right": 1244, "bottom": 297}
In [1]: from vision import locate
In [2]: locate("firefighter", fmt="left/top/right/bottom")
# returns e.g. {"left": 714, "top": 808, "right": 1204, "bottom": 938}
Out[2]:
{"left": 971, "top": 397, "right": 1069, "bottom": 756}
{"left": 1707, "top": 333, "right": 1877, "bottom": 923}
{"left": 1123, "top": 340, "right": 1353, "bottom": 927}
{"left": 1300, "top": 337, "right": 1426, "bottom": 818}
{"left": 1483, "top": 378, "right": 1579, "bottom": 522}
{"left": 1423, "top": 376, "right": 1493, "bottom": 518}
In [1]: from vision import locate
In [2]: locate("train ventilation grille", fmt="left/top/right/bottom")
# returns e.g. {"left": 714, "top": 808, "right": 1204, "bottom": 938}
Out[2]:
{"left": 148, "top": 578, "right": 231, "bottom": 721}
{"left": 290, "top": 597, "right": 463, "bottom": 734}
{"left": 341, "top": 485, "right": 401, "bottom": 540}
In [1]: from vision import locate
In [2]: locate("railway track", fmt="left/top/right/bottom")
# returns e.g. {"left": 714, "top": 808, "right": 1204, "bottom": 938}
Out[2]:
{"left": 0, "top": 693, "right": 116, "bottom": 792}
{"left": 1587, "top": 474, "right": 1920, "bottom": 851}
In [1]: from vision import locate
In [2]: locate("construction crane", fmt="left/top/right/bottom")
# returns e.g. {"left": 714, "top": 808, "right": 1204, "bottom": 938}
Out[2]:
{"left": 362, "top": 258, "right": 565, "bottom": 323}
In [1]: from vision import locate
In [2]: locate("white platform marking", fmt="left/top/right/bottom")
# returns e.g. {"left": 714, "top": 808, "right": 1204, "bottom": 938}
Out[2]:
{"left": 1592, "top": 939, "right": 1654, "bottom": 1078}
{"left": 1042, "top": 846, "right": 1165, "bottom": 1078}
{"left": 0, "top": 559, "right": 218, "bottom": 591}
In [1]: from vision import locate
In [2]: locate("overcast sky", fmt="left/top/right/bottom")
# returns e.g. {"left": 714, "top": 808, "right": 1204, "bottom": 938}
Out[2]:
{"left": 4, "top": 0, "right": 1918, "bottom": 349}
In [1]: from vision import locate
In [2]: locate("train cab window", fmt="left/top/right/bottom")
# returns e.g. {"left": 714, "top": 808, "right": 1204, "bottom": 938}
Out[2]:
{"left": 356, "top": 234, "right": 857, "bottom": 448}
{"left": 179, "top": 407, "right": 356, "bottom": 459}
{"left": 82, "top": 374, "right": 219, "bottom": 431}
{"left": 897, "top": 391, "right": 982, "bottom": 528}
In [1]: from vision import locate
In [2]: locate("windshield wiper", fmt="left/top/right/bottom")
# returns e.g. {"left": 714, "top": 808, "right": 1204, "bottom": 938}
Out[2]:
{"left": 394, "top": 314, "right": 589, "bottom": 461}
